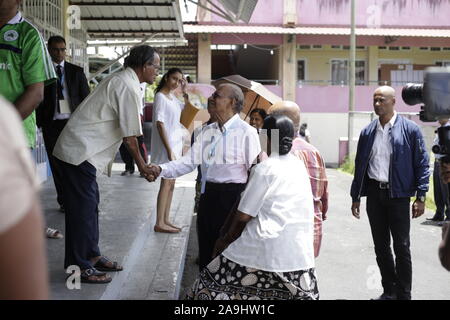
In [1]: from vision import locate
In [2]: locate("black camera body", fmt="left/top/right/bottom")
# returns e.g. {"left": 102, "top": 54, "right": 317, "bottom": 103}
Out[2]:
{"left": 402, "top": 67, "right": 450, "bottom": 161}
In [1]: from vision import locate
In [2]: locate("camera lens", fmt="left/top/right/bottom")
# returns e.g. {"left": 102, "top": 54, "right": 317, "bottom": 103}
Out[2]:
{"left": 402, "top": 83, "right": 424, "bottom": 105}
{"left": 432, "top": 145, "right": 442, "bottom": 154}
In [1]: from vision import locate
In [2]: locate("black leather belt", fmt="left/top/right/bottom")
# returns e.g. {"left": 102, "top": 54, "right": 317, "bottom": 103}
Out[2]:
{"left": 370, "top": 179, "right": 389, "bottom": 189}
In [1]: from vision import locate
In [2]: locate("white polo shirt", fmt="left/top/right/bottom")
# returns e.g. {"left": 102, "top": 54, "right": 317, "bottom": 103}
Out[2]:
{"left": 53, "top": 68, "right": 142, "bottom": 176}
{"left": 223, "top": 153, "right": 315, "bottom": 272}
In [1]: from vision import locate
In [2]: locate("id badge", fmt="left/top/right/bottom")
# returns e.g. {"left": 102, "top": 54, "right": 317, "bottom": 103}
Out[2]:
{"left": 59, "top": 100, "right": 71, "bottom": 114}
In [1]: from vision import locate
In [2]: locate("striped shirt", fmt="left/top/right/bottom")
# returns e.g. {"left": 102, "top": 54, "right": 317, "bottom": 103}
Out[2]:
{"left": 0, "top": 11, "right": 56, "bottom": 148}
{"left": 291, "top": 137, "right": 329, "bottom": 258}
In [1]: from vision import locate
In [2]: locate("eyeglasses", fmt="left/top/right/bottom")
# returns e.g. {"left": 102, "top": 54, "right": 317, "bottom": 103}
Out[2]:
{"left": 149, "top": 63, "right": 160, "bottom": 70}
{"left": 212, "top": 92, "right": 225, "bottom": 99}
{"left": 50, "top": 48, "right": 66, "bottom": 52}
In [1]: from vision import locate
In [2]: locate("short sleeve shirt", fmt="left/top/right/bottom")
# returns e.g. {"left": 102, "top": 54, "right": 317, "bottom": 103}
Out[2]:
{"left": 223, "top": 153, "right": 315, "bottom": 272}
{"left": 0, "top": 96, "right": 38, "bottom": 234}
{"left": 0, "top": 12, "right": 57, "bottom": 148}
{"left": 53, "top": 68, "right": 143, "bottom": 176}
{"left": 150, "top": 92, "right": 185, "bottom": 164}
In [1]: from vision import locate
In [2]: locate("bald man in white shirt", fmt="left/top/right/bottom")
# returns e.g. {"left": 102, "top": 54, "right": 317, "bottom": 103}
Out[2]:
{"left": 149, "top": 83, "right": 261, "bottom": 270}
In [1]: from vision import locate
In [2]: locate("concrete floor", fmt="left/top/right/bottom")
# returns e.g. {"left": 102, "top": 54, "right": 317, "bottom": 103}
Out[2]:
{"left": 41, "top": 163, "right": 196, "bottom": 300}
{"left": 180, "top": 169, "right": 450, "bottom": 300}
{"left": 41, "top": 164, "right": 450, "bottom": 300}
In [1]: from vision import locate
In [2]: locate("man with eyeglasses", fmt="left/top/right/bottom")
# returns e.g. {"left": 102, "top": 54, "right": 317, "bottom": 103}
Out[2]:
{"left": 52, "top": 45, "right": 160, "bottom": 284}
{"left": 36, "top": 36, "right": 90, "bottom": 216}
{"left": 148, "top": 83, "right": 261, "bottom": 270}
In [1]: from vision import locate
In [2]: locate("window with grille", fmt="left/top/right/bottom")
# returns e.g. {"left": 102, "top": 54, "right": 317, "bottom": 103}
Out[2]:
{"left": 331, "top": 59, "right": 366, "bottom": 85}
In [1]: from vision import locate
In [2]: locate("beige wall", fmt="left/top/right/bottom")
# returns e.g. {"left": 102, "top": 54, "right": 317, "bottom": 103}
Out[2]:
{"left": 197, "top": 34, "right": 212, "bottom": 84}
{"left": 302, "top": 112, "right": 436, "bottom": 166}
{"left": 296, "top": 45, "right": 450, "bottom": 84}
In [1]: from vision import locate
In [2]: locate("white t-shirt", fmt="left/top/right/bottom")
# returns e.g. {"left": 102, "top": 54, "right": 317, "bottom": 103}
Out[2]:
{"left": 0, "top": 96, "right": 38, "bottom": 234}
{"left": 150, "top": 92, "right": 185, "bottom": 165}
{"left": 53, "top": 68, "right": 142, "bottom": 176}
{"left": 223, "top": 153, "right": 315, "bottom": 272}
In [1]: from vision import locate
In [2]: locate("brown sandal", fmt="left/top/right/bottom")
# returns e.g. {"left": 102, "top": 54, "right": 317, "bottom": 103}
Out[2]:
{"left": 94, "top": 256, "right": 123, "bottom": 272}
{"left": 80, "top": 268, "right": 112, "bottom": 284}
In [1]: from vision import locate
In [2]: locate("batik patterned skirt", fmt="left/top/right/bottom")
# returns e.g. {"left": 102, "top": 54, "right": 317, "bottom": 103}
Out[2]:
{"left": 185, "top": 255, "right": 319, "bottom": 300}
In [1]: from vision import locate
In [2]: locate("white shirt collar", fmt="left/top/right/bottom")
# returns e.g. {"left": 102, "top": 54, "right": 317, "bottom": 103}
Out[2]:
{"left": 377, "top": 111, "right": 397, "bottom": 130}
{"left": 216, "top": 113, "right": 240, "bottom": 133}
{"left": 7, "top": 12, "right": 22, "bottom": 25}
{"left": 125, "top": 67, "right": 140, "bottom": 84}
{"left": 53, "top": 60, "right": 65, "bottom": 69}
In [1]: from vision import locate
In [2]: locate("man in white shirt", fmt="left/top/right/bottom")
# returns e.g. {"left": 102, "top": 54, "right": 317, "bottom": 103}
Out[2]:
{"left": 53, "top": 45, "right": 160, "bottom": 284}
{"left": 351, "top": 86, "right": 430, "bottom": 300}
{"left": 149, "top": 83, "right": 261, "bottom": 270}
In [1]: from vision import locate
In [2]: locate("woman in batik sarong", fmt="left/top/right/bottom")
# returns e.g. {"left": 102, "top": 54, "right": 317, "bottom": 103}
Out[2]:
{"left": 186, "top": 114, "right": 318, "bottom": 300}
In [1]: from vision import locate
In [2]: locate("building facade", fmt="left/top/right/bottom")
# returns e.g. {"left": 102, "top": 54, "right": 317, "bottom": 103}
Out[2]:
{"left": 186, "top": 0, "right": 450, "bottom": 165}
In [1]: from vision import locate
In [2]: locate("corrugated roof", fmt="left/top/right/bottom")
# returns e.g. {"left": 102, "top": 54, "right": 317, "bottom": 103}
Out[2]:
{"left": 184, "top": 24, "right": 450, "bottom": 38}
{"left": 69, "top": 0, "right": 184, "bottom": 40}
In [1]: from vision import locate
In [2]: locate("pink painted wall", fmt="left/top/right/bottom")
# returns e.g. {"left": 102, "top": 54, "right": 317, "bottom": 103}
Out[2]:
{"left": 265, "top": 85, "right": 283, "bottom": 98}
{"left": 212, "top": 34, "right": 283, "bottom": 45}
{"left": 296, "top": 85, "right": 421, "bottom": 113}
{"left": 296, "top": 35, "right": 450, "bottom": 47}
{"left": 297, "top": 0, "right": 450, "bottom": 28}
{"left": 211, "top": 0, "right": 283, "bottom": 24}
{"left": 206, "top": 0, "right": 450, "bottom": 28}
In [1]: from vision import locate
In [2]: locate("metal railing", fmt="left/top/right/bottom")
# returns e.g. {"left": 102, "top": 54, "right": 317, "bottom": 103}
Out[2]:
{"left": 297, "top": 80, "right": 420, "bottom": 86}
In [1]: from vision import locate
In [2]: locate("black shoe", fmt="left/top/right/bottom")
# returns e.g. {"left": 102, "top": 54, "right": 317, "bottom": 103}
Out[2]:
{"left": 371, "top": 293, "right": 397, "bottom": 300}
{"left": 427, "top": 213, "right": 445, "bottom": 222}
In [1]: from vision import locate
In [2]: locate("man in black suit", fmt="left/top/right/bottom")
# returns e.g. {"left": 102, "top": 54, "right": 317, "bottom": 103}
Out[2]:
{"left": 36, "top": 36, "right": 90, "bottom": 213}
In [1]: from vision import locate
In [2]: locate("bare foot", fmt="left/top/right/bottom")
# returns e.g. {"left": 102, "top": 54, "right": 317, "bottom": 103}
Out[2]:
{"left": 154, "top": 225, "right": 180, "bottom": 233}
{"left": 165, "top": 222, "right": 182, "bottom": 231}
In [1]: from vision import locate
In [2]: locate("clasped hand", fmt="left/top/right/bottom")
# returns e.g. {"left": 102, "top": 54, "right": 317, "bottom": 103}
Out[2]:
{"left": 139, "top": 164, "right": 161, "bottom": 182}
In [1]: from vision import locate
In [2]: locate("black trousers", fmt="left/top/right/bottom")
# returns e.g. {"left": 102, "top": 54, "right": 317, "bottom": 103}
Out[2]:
{"left": 55, "top": 159, "right": 101, "bottom": 270}
{"left": 119, "top": 135, "right": 147, "bottom": 172}
{"left": 197, "top": 182, "right": 246, "bottom": 271}
{"left": 42, "top": 119, "right": 68, "bottom": 206}
{"left": 366, "top": 179, "right": 412, "bottom": 299}
{"left": 433, "top": 160, "right": 450, "bottom": 219}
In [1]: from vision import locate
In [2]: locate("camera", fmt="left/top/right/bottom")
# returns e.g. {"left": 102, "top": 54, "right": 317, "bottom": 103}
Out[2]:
{"left": 402, "top": 67, "right": 450, "bottom": 161}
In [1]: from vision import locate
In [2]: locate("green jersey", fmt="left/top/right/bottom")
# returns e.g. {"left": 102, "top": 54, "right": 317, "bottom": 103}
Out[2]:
{"left": 0, "top": 12, "right": 56, "bottom": 148}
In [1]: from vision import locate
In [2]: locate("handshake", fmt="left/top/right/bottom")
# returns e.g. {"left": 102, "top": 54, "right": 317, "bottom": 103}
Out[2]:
{"left": 139, "top": 164, "right": 162, "bottom": 182}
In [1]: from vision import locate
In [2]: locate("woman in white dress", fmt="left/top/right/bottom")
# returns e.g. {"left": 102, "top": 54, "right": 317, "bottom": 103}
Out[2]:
{"left": 151, "top": 68, "right": 193, "bottom": 233}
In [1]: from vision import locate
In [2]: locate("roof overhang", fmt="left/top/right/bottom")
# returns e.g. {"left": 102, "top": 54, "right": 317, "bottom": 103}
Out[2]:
{"left": 69, "top": 0, "right": 185, "bottom": 41}
{"left": 184, "top": 25, "right": 450, "bottom": 38}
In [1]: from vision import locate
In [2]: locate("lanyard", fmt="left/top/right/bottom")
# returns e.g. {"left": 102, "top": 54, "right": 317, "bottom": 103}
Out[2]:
{"left": 201, "top": 128, "right": 228, "bottom": 194}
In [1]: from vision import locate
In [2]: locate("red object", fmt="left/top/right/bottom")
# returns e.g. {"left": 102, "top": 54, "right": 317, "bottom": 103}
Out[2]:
{"left": 143, "top": 103, "right": 153, "bottom": 122}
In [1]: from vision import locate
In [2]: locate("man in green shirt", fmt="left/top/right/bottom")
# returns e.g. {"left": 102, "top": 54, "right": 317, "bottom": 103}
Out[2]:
{"left": 1, "top": 0, "right": 60, "bottom": 240}
{"left": 0, "top": 0, "right": 56, "bottom": 148}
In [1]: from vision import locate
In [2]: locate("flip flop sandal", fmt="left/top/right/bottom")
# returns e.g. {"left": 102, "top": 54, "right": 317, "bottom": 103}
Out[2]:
{"left": 46, "top": 227, "right": 64, "bottom": 239}
{"left": 80, "top": 268, "right": 111, "bottom": 284}
{"left": 94, "top": 256, "right": 124, "bottom": 272}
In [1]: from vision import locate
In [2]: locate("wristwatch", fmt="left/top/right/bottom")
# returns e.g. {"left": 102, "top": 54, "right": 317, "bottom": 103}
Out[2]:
{"left": 416, "top": 196, "right": 426, "bottom": 203}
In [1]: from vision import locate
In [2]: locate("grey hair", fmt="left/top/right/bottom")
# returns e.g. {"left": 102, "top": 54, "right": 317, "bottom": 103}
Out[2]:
{"left": 220, "top": 83, "right": 244, "bottom": 113}
{"left": 124, "top": 45, "right": 156, "bottom": 69}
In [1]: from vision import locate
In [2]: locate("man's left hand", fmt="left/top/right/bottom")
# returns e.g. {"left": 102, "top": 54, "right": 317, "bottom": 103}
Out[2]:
{"left": 412, "top": 200, "right": 425, "bottom": 219}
